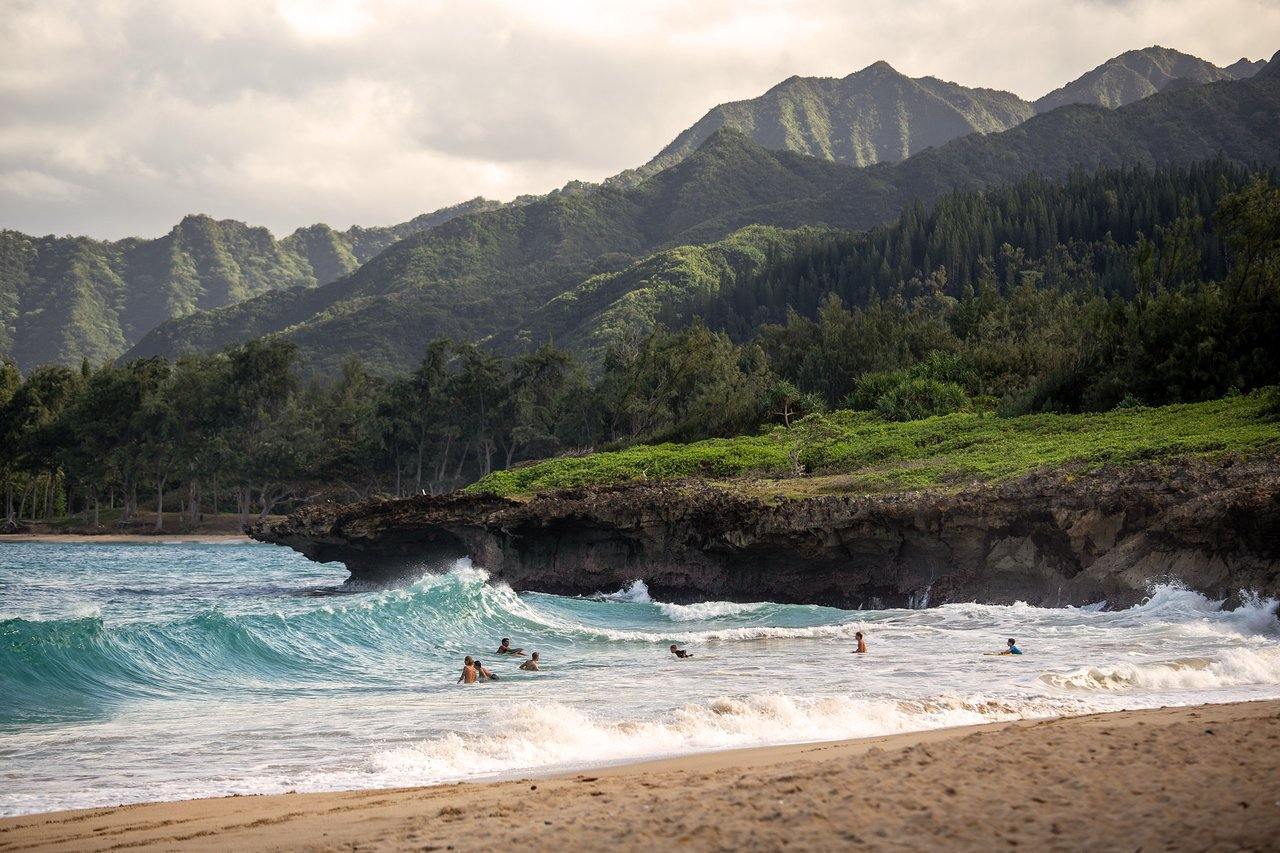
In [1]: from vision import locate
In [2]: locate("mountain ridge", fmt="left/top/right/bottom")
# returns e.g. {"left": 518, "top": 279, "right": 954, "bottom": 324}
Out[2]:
{"left": 0, "top": 198, "right": 498, "bottom": 370}
{"left": 1033, "top": 45, "right": 1236, "bottom": 112}
{"left": 125, "top": 70, "right": 1280, "bottom": 373}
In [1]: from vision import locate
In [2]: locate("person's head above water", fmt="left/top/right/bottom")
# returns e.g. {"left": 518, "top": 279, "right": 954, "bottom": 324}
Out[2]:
{"left": 499, "top": 638, "right": 510, "bottom": 646}
{"left": 856, "top": 631, "right": 863, "bottom": 639}
{"left": 464, "top": 656, "right": 473, "bottom": 665}
{"left": 531, "top": 652, "right": 539, "bottom": 660}
{"left": 669, "top": 644, "right": 678, "bottom": 651}
{"left": 1008, "top": 638, "right": 1016, "bottom": 645}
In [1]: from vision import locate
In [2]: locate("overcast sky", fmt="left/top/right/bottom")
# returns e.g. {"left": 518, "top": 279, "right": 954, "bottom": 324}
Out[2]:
{"left": 2, "top": 0, "right": 1277, "bottom": 240}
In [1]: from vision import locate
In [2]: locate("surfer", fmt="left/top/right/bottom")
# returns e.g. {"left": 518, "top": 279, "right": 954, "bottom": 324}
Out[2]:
{"left": 999, "top": 638, "right": 1023, "bottom": 655}
{"left": 670, "top": 644, "right": 693, "bottom": 659}
{"left": 475, "top": 659, "right": 499, "bottom": 681}
{"left": 496, "top": 638, "right": 525, "bottom": 656}
{"left": 854, "top": 631, "right": 867, "bottom": 653}
{"left": 457, "top": 656, "right": 478, "bottom": 684}
{"left": 519, "top": 651, "right": 541, "bottom": 671}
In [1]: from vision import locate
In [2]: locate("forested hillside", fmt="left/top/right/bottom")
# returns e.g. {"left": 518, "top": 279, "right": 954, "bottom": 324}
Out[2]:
{"left": 0, "top": 198, "right": 497, "bottom": 370}
{"left": 6, "top": 46, "right": 1268, "bottom": 375}
{"left": 614, "top": 47, "right": 1264, "bottom": 186}
{"left": 1033, "top": 46, "right": 1239, "bottom": 112}
{"left": 4, "top": 162, "right": 1277, "bottom": 527}
{"left": 614, "top": 60, "right": 1034, "bottom": 184}
{"left": 124, "top": 69, "right": 1280, "bottom": 373}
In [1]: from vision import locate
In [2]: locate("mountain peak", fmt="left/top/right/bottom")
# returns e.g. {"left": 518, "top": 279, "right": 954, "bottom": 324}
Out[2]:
{"left": 1034, "top": 46, "right": 1231, "bottom": 112}
{"left": 1224, "top": 57, "right": 1267, "bottom": 79}
{"left": 634, "top": 59, "right": 1031, "bottom": 180}
{"left": 852, "top": 60, "right": 901, "bottom": 78}
{"left": 1256, "top": 50, "right": 1280, "bottom": 79}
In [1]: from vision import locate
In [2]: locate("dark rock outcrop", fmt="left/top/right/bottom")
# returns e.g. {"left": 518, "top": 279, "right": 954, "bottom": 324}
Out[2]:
{"left": 252, "top": 456, "right": 1280, "bottom": 608}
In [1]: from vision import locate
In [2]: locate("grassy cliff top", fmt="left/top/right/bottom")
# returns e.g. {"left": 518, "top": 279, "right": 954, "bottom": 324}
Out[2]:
{"left": 470, "top": 391, "right": 1280, "bottom": 499}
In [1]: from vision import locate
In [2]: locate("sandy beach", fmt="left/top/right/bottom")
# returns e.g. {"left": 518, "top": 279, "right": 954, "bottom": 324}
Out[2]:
{"left": 2, "top": 700, "right": 1277, "bottom": 852}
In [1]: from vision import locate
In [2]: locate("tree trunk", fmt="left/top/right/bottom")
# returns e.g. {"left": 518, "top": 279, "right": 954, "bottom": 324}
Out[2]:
{"left": 394, "top": 455, "right": 402, "bottom": 498}
{"left": 188, "top": 479, "right": 201, "bottom": 527}
{"left": 43, "top": 470, "right": 54, "bottom": 520}
{"left": 415, "top": 440, "right": 425, "bottom": 494}
{"left": 19, "top": 479, "right": 33, "bottom": 521}
{"left": 4, "top": 480, "right": 14, "bottom": 525}
{"left": 93, "top": 493, "right": 100, "bottom": 527}
{"left": 453, "top": 442, "right": 470, "bottom": 479}
{"left": 155, "top": 476, "right": 167, "bottom": 532}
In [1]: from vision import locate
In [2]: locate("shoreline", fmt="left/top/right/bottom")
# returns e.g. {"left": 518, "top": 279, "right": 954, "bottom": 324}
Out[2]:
{"left": 3, "top": 699, "right": 1278, "bottom": 851}
{"left": 0, "top": 533, "right": 254, "bottom": 544}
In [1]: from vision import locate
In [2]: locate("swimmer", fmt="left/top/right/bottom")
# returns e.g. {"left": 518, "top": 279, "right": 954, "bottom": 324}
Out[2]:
{"left": 519, "top": 651, "right": 541, "bottom": 671}
{"left": 475, "top": 659, "right": 499, "bottom": 681}
{"left": 457, "top": 655, "right": 477, "bottom": 684}
{"left": 853, "top": 631, "right": 867, "bottom": 654}
{"left": 999, "top": 638, "right": 1022, "bottom": 655}
{"left": 670, "top": 644, "right": 693, "bottom": 659}
{"left": 497, "top": 638, "right": 525, "bottom": 656}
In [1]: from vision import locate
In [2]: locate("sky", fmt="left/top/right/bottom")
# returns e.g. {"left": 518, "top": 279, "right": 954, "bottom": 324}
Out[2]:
{"left": 1, "top": 0, "right": 1277, "bottom": 240}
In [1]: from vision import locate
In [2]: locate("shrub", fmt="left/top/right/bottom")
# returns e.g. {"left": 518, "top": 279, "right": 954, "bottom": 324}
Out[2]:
{"left": 875, "top": 378, "right": 969, "bottom": 422}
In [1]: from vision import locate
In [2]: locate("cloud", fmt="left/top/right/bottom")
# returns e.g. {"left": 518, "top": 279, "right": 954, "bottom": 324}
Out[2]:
{"left": 0, "top": 0, "right": 1277, "bottom": 239}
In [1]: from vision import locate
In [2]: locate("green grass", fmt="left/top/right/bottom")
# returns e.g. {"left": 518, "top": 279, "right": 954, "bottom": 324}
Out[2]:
{"left": 470, "top": 390, "right": 1280, "bottom": 498}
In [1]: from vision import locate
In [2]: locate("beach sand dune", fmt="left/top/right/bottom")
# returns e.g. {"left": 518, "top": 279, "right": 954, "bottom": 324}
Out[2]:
{"left": 2, "top": 700, "right": 1277, "bottom": 851}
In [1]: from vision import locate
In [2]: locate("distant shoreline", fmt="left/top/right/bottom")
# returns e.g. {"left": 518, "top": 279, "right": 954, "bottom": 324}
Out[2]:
{"left": 3, "top": 700, "right": 1277, "bottom": 850}
{"left": 0, "top": 533, "right": 254, "bottom": 544}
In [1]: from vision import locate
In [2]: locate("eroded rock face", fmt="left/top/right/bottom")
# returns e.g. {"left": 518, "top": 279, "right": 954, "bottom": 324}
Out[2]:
{"left": 251, "top": 456, "right": 1280, "bottom": 608}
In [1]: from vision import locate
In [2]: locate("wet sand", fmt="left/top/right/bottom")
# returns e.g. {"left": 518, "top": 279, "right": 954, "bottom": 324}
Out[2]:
{"left": 2, "top": 700, "right": 1277, "bottom": 851}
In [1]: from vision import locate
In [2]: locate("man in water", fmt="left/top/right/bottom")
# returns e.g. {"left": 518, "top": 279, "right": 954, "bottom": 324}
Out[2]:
{"left": 999, "top": 638, "right": 1023, "bottom": 655}
{"left": 496, "top": 638, "right": 525, "bottom": 656}
{"left": 457, "top": 656, "right": 477, "bottom": 684}
{"left": 475, "top": 659, "right": 499, "bottom": 681}
{"left": 670, "top": 644, "right": 693, "bottom": 659}
{"left": 519, "top": 651, "right": 541, "bottom": 671}
{"left": 854, "top": 631, "right": 867, "bottom": 654}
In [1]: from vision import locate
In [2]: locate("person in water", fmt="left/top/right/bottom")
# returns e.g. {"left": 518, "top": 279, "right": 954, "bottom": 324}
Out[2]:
{"left": 854, "top": 631, "right": 867, "bottom": 654}
{"left": 670, "top": 644, "right": 693, "bottom": 659}
{"left": 475, "top": 659, "right": 499, "bottom": 681}
{"left": 1000, "top": 638, "right": 1023, "bottom": 655}
{"left": 496, "top": 638, "right": 525, "bottom": 656}
{"left": 458, "top": 656, "right": 477, "bottom": 684}
{"left": 519, "top": 651, "right": 541, "bottom": 671}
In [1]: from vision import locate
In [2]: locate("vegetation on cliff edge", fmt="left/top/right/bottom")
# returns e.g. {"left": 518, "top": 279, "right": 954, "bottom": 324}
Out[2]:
{"left": 470, "top": 392, "right": 1280, "bottom": 497}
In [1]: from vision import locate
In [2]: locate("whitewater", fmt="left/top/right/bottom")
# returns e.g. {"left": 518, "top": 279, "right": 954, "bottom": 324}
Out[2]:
{"left": 2, "top": 542, "right": 1278, "bottom": 817}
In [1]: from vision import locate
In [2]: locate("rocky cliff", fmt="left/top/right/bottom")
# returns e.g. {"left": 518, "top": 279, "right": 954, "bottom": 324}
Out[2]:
{"left": 251, "top": 455, "right": 1280, "bottom": 608}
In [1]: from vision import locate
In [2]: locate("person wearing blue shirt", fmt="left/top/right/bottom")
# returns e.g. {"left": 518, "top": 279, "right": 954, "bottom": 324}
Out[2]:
{"left": 1000, "top": 638, "right": 1022, "bottom": 655}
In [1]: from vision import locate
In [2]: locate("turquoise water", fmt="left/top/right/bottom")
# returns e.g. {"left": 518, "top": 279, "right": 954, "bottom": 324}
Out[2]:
{"left": 2, "top": 542, "right": 1279, "bottom": 816}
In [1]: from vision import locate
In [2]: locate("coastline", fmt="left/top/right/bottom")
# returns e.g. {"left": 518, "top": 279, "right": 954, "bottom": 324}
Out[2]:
{"left": 0, "top": 533, "right": 254, "bottom": 544}
{"left": 3, "top": 699, "right": 1277, "bottom": 851}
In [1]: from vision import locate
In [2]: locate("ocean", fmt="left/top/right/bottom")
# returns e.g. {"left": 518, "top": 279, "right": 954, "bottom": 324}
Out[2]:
{"left": 2, "top": 541, "right": 1278, "bottom": 817}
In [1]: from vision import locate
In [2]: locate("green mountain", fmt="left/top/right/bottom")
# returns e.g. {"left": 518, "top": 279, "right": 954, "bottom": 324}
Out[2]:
{"left": 0, "top": 198, "right": 497, "bottom": 370}
{"left": 1033, "top": 46, "right": 1236, "bottom": 112}
{"left": 126, "top": 136, "right": 860, "bottom": 372}
{"left": 127, "top": 70, "right": 1280, "bottom": 374}
{"left": 613, "top": 61, "right": 1034, "bottom": 185}
{"left": 1224, "top": 57, "right": 1267, "bottom": 79}
{"left": 1257, "top": 50, "right": 1280, "bottom": 80}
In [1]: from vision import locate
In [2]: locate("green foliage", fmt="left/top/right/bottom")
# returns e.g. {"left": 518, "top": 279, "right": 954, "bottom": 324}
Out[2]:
{"left": 471, "top": 392, "right": 1280, "bottom": 497}
{"left": 0, "top": 200, "right": 497, "bottom": 372}
{"left": 874, "top": 378, "right": 969, "bottom": 422}
{"left": 621, "top": 60, "right": 1035, "bottom": 183}
{"left": 128, "top": 71, "right": 1280, "bottom": 374}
